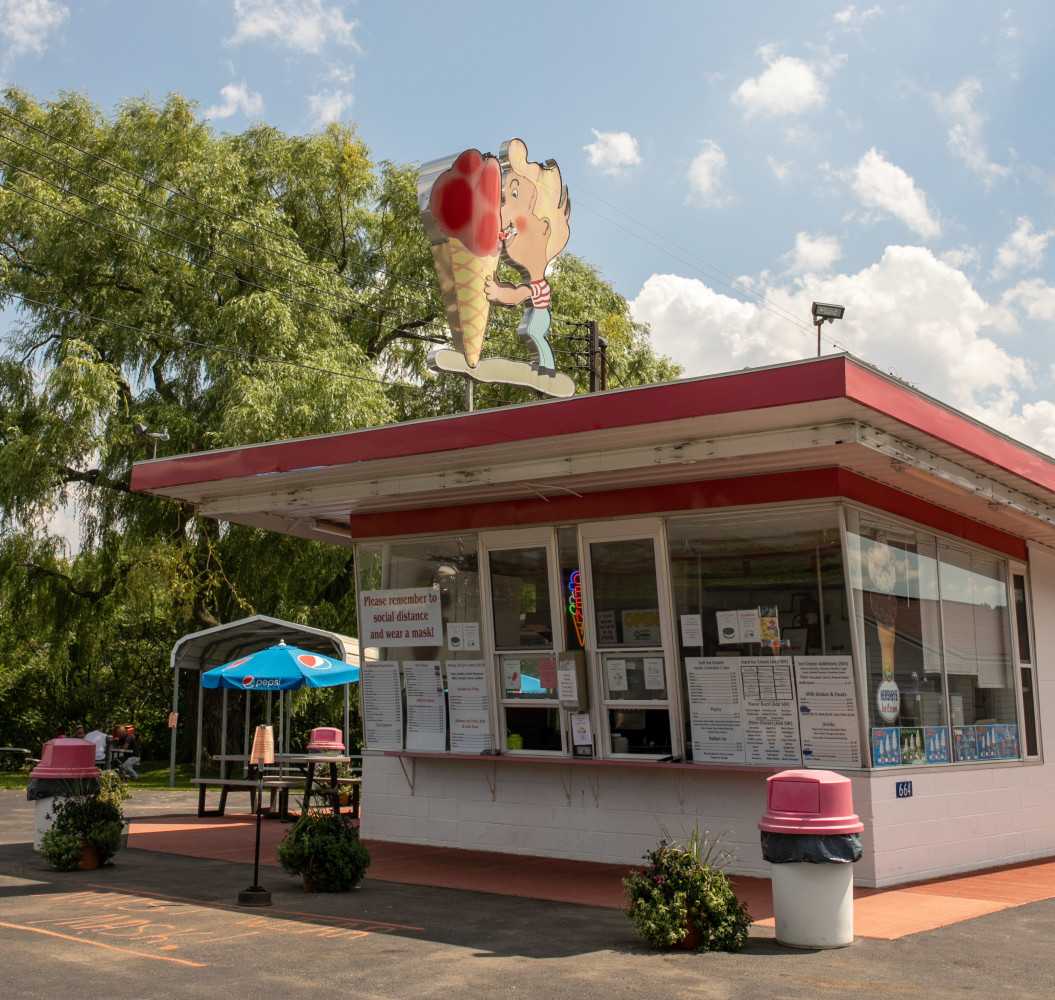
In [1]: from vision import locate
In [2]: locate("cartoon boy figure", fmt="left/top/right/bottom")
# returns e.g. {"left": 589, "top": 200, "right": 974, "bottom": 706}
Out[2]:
{"left": 485, "top": 139, "right": 571, "bottom": 375}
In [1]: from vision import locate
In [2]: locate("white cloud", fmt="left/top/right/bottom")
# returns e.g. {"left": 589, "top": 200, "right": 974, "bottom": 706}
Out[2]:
{"left": 934, "top": 78, "right": 1012, "bottom": 187}
{"left": 784, "top": 233, "right": 842, "bottom": 274}
{"left": 941, "top": 245, "right": 981, "bottom": 270}
{"left": 686, "top": 140, "right": 729, "bottom": 207}
{"left": 851, "top": 148, "right": 940, "bottom": 239}
{"left": 767, "top": 155, "right": 791, "bottom": 184}
{"left": 0, "top": 0, "right": 68, "bottom": 60}
{"left": 1003, "top": 278, "right": 1055, "bottom": 322}
{"left": 630, "top": 245, "right": 1043, "bottom": 447}
{"left": 992, "top": 217, "right": 1054, "bottom": 279}
{"left": 833, "top": 5, "right": 883, "bottom": 32}
{"left": 204, "top": 82, "right": 264, "bottom": 120}
{"left": 307, "top": 88, "right": 354, "bottom": 126}
{"left": 583, "top": 129, "right": 642, "bottom": 176}
{"left": 228, "top": 0, "right": 359, "bottom": 54}
{"left": 731, "top": 47, "right": 827, "bottom": 118}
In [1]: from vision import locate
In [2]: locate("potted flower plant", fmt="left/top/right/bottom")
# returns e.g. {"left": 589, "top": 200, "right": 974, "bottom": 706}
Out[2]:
{"left": 622, "top": 827, "right": 752, "bottom": 952}
{"left": 39, "top": 794, "right": 124, "bottom": 872}
{"left": 276, "top": 806, "right": 371, "bottom": 892}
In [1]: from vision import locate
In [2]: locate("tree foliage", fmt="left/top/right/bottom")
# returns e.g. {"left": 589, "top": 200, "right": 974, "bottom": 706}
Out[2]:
{"left": 0, "top": 88, "right": 679, "bottom": 755}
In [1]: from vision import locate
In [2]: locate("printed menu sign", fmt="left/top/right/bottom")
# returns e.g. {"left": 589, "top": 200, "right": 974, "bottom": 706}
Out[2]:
{"left": 685, "top": 657, "right": 801, "bottom": 764}
{"left": 362, "top": 661, "right": 403, "bottom": 750}
{"left": 740, "top": 657, "right": 801, "bottom": 765}
{"left": 403, "top": 661, "right": 447, "bottom": 752}
{"left": 361, "top": 588, "right": 443, "bottom": 646}
{"left": 447, "top": 661, "right": 492, "bottom": 754}
{"left": 685, "top": 658, "right": 746, "bottom": 762}
{"left": 794, "top": 656, "right": 862, "bottom": 767}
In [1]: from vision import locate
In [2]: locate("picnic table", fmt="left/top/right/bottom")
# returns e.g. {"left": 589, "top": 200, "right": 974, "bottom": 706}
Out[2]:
{"left": 191, "top": 753, "right": 361, "bottom": 819}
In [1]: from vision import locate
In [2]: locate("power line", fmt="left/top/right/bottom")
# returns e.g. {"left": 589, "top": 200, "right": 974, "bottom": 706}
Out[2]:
{"left": 0, "top": 104, "right": 436, "bottom": 296}
{"left": 4, "top": 289, "right": 422, "bottom": 391}
{"left": 0, "top": 119, "right": 439, "bottom": 318}
{"left": 0, "top": 151, "right": 398, "bottom": 321}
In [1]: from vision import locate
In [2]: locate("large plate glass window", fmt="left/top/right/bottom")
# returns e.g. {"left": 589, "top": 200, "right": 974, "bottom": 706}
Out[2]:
{"left": 846, "top": 509, "right": 1021, "bottom": 766}
{"left": 581, "top": 520, "right": 676, "bottom": 758}
{"left": 667, "top": 505, "right": 846, "bottom": 763}
{"left": 484, "top": 529, "right": 564, "bottom": 753}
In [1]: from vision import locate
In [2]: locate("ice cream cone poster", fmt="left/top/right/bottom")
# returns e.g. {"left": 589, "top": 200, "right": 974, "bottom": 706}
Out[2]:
{"left": 866, "top": 531, "right": 901, "bottom": 722}
{"left": 419, "top": 139, "right": 574, "bottom": 398}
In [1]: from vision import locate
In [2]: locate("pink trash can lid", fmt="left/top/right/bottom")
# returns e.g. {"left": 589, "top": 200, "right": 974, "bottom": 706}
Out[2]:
{"left": 758, "top": 768, "right": 863, "bottom": 835}
{"left": 307, "top": 727, "right": 344, "bottom": 750}
{"left": 30, "top": 738, "right": 100, "bottom": 780}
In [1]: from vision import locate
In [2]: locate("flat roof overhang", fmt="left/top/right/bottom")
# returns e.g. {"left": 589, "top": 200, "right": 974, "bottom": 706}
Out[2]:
{"left": 130, "top": 355, "right": 1055, "bottom": 550}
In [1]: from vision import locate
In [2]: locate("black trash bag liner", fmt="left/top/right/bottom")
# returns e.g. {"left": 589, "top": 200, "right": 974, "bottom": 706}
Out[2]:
{"left": 26, "top": 776, "right": 101, "bottom": 801}
{"left": 761, "top": 830, "right": 862, "bottom": 864}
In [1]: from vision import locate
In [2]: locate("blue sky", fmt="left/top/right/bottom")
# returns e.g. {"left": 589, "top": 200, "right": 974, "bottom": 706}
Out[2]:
{"left": 4, "top": 1, "right": 1055, "bottom": 455}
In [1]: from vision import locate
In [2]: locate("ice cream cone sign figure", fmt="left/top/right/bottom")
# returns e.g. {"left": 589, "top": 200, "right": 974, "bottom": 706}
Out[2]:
{"left": 419, "top": 139, "right": 574, "bottom": 398}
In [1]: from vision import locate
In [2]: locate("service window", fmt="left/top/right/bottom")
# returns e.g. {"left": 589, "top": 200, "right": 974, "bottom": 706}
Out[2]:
{"left": 483, "top": 529, "right": 565, "bottom": 754}
{"left": 580, "top": 519, "right": 677, "bottom": 758}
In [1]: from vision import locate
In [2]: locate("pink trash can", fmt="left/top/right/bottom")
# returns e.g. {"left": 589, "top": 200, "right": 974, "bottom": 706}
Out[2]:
{"left": 759, "top": 769, "right": 863, "bottom": 949}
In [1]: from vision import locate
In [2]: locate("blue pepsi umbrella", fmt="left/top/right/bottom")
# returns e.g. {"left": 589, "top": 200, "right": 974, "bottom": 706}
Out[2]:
{"left": 202, "top": 641, "right": 360, "bottom": 691}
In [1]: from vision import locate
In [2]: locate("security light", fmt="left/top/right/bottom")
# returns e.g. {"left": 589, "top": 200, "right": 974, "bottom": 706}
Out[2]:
{"left": 812, "top": 302, "right": 845, "bottom": 356}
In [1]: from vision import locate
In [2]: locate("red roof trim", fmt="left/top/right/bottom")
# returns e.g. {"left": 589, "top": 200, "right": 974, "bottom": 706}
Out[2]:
{"left": 348, "top": 467, "right": 1027, "bottom": 559}
{"left": 842, "top": 364, "right": 1055, "bottom": 492}
{"left": 131, "top": 357, "right": 855, "bottom": 493}
{"left": 129, "top": 355, "right": 1055, "bottom": 502}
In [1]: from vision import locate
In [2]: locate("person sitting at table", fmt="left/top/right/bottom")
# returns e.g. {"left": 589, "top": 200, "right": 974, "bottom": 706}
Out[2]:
{"left": 83, "top": 724, "right": 108, "bottom": 764}
{"left": 112, "top": 725, "right": 140, "bottom": 781}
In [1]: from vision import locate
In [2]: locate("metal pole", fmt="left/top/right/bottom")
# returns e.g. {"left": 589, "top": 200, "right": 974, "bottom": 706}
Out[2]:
{"left": 816, "top": 319, "right": 822, "bottom": 357}
{"left": 599, "top": 338, "right": 608, "bottom": 391}
{"left": 465, "top": 376, "right": 474, "bottom": 412}
{"left": 589, "top": 321, "right": 600, "bottom": 392}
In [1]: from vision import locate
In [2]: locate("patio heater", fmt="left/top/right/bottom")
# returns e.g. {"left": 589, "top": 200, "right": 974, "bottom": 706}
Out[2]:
{"left": 238, "top": 724, "right": 275, "bottom": 906}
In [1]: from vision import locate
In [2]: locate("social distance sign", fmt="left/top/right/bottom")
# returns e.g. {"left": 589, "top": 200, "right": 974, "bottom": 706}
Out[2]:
{"left": 361, "top": 588, "right": 443, "bottom": 646}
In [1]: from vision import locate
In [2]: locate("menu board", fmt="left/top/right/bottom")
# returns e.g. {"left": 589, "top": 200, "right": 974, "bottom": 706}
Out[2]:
{"left": 794, "top": 656, "right": 862, "bottom": 767}
{"left": 362, "top": 661, "right": 403, "bottom": 750}
{"left": 740, "top": 657, "right": 801, "bottom": 765}
{"left": 447, "top": 661, "right": 492, "bottom": 754}
{"left": 686, "top": 657, "right": 800, "bottom": 765}
{"left": 685, "top": 658, "right": 746, "bottom": 762}
{"left": 403, "top": 661, "right": 447, "bottom": 752}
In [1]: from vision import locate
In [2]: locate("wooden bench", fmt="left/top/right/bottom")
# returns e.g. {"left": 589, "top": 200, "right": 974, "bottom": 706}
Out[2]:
{"left": 190, "top": 777, "right": 298, "bottom": 818}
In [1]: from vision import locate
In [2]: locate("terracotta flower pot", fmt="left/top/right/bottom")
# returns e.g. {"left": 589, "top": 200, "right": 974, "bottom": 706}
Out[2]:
{"left": 77, "top": 839, "right": 101, "bottom": 871}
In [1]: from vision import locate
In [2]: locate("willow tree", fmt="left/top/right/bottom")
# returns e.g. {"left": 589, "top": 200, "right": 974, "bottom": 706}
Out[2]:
{"left": 0, "top": 89, "right": 679, "bottom": 753}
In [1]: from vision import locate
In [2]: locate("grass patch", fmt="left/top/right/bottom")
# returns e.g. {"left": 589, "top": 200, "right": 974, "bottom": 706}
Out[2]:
{"left": 0, "top": 760, "right": 215, "bottom": 792}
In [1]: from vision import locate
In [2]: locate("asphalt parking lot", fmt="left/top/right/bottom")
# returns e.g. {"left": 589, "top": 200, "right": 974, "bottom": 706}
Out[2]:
{"left": 3, "top": 789, "right": 1054, "bottom": 1000}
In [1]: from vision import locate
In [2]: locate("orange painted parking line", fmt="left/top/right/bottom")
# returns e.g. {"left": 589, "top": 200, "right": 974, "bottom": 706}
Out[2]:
{"left": 0, "top": 919, "right": 206, "bottom": 966}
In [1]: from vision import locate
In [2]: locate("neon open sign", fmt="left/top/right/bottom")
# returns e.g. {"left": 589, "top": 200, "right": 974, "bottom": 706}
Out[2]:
{"left": 567, "top": 570, "right": 584, "bottom": 647}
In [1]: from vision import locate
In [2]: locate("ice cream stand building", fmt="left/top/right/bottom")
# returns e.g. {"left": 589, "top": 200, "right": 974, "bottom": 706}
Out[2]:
{"left": 131, "top": 353, "right": 1055, "bottom": 888}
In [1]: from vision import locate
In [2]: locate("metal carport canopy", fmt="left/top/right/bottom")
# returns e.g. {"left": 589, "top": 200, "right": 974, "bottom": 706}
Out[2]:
{"left": 169, "top": 614, "right": 361, "bottom": 786}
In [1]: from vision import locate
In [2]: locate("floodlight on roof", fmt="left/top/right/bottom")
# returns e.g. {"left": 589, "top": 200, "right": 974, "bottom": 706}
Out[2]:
{"left": 812, "top": 302, "right": 845, "bottom": 356}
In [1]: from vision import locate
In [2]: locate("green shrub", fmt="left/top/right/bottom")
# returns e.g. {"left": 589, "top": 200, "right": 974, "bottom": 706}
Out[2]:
{"left": 623, "top": 828, "right": 752, "bottom": 952}
{"left": 39, "top": 794, "right": 124, "bottom": 871}
{"left": 277, "top": 810, "right": 370, "bottom": 892}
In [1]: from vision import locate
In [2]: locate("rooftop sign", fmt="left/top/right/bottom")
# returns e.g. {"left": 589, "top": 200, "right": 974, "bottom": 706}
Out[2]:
{"left": 419, "top": 139, "right": 574, "bottom": 398}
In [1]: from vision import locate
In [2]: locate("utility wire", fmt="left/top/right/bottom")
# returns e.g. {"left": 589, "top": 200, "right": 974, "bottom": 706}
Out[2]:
{"left": 0, "top": 105, "right": 435, "bottom": 295}
{"left": 0, "top": 120, "right": 439, "bottom": 317}
{"left": 569, "top": 189, "right": 815, "bottom": 339}
{"left": 4, "top": 289, "right": 424, "bottom": 391}
{"left": 0, "top": 176, "right": 419, "bottom": 329}
{"left": 0, "top": 151, "right": 401, "bottom": 321}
